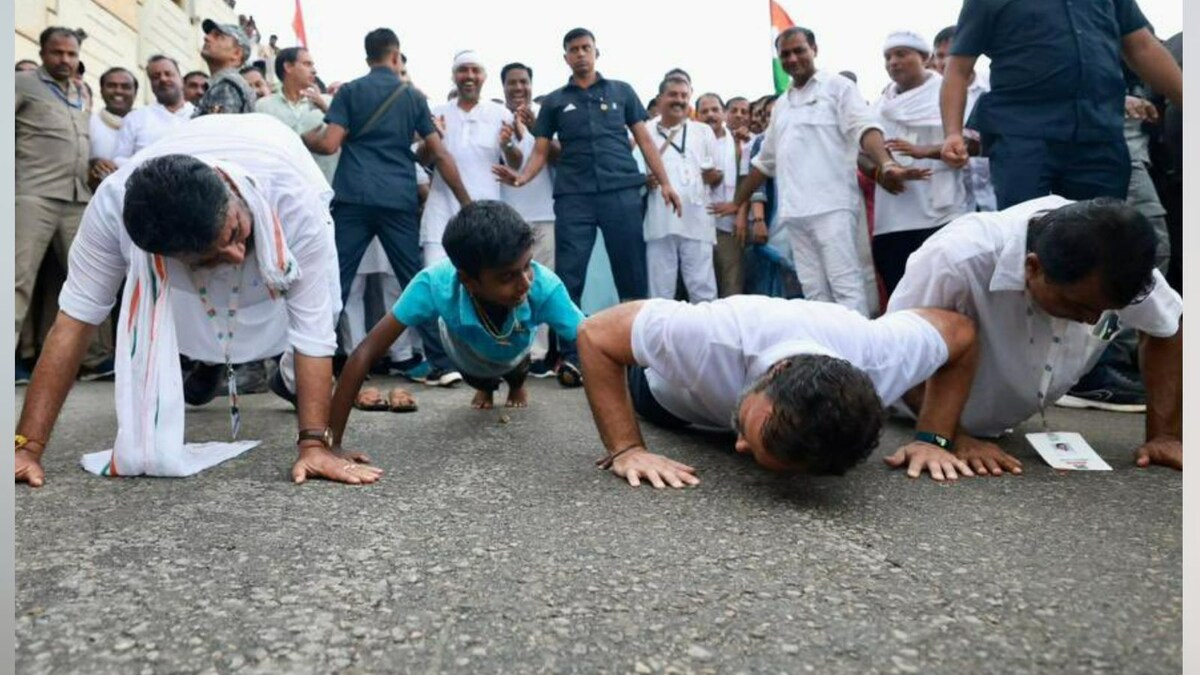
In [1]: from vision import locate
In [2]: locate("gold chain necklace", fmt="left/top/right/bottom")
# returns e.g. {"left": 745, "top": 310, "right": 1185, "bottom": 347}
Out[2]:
{"left": 469, "top": 292, "right": 519, "bottom": 345}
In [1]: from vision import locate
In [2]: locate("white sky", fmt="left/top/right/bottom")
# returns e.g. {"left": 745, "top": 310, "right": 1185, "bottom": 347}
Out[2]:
{"left": 238, "top": 0, "right": 1183, "bottom": 105}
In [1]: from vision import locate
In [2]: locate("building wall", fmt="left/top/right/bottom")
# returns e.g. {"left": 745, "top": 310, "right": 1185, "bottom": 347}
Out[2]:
{"left": 14, "top": 0, "right": 239, "bottom": 105}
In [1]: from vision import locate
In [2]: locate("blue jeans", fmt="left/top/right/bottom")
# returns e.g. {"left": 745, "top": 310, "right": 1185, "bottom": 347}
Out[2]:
{"left": 331, "top": 201, "right": 451, "bottom": 371}
{"left": 554, "top": 188, "right": 647, "bottom": 363}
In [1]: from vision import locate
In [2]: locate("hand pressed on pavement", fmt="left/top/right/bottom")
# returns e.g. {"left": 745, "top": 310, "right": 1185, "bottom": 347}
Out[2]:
{"left": 607, "top": 447, "right": 699, "bottom": 489}
{"left": 954, "top": 435, "right": 1023, "bottom": 476}
{"left": 292, "top": 444, "right": 382, "bottom": 485}
{"left": 885, "top": 441, "right": 975, "bottom": 481}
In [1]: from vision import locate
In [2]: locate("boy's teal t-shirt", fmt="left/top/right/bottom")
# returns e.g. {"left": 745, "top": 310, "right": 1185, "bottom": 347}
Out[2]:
{"left": 391, "top": 260, "right": 585, "bottom": 364}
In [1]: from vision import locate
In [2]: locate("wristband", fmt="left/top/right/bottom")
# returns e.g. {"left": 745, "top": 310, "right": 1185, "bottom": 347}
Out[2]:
{"left": 914, "top": 431, "right": 953, "bottom": 451}
{"left": 596, "top": 445, "right": 641, "bottom": 470}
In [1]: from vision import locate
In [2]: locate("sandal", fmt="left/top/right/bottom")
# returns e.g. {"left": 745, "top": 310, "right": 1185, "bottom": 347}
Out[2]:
{"left": 353, "top": 386, "right": 390, "bottom": 411}
{"left": 387, "top": 387, "right": 418, "bottom": 413}
{"left": 556, "top": 361, "right": 583, "bottom": 389}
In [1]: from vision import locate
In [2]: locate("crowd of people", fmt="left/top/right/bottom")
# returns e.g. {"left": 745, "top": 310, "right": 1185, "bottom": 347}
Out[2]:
{"left": 13, "top": 0, "right": 1185, "bottom": 490}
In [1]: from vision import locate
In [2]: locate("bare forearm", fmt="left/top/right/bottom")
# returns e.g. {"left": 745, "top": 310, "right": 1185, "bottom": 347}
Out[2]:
{"left": 940, "top": 64, "right": 971, "bottom": 137}
{"left": 578, "top": 335, "right": 645, "bottom": 454}
{"left": 732, "top": 168, "right": 768, "bottom": 205}
{"left": 294, "top": 353, "right": 332, "bottom": 438}
{"left": 17, "top": 312, "right": 94, "bottom": 448}
{"left": 639, "top": 141, "right": 674, "bottom": 190}
{"left": 911, "top": 309, "right": 978, "bottom": 440}
{"left": 302, "top": 126, "right": 338, "bottom": 155}
{"left": 1140, "top": 328, "right": 1182, "bottom": 441}
{"left": 435, "top": 151, "right": 472, "bottom": 205}
{"left": 502, "top": 144, "right": 523, "bottom": 168}
{"left": 329, "top": 348, "right": 373, "bottom": 446}
{"left": 1125, "top": 33, "right": 1183, "bottom": 106}
{"left": 859, "top": 129, "right": 893, "bottom": 167}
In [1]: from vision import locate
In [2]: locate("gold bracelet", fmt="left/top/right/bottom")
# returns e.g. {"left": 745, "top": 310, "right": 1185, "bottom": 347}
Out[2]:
{"left": 15, "top": 434, "right": 44, "bottom": 452}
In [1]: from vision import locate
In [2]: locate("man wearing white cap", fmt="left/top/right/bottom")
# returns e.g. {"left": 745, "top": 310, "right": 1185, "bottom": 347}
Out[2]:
{"left": 859, "top": 30, "right": 967, "bottom": 295}
{"left": 418, "top": 50, "right": 523, "bottom": 266}
{"left": 194, "top": 18, "right": 256, "bottom": 116}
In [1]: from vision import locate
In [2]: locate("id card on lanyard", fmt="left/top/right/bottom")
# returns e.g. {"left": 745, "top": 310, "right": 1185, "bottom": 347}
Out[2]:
{"left": 192, "top": 264, "right": 245, "bottom": 439}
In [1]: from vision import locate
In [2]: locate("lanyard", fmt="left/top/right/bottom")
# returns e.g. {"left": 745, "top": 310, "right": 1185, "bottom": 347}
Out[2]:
{"left": 657, "top": 123, "right": 688, "bottom": 157}
{"left": 1029, "top": 298, "right": 1066, "bottom": 431}
{"left": 43, "top": 80, "right": 83, "bottom": 110}
{"left": 193, "top": 264, "right": 245, "bottom": 438}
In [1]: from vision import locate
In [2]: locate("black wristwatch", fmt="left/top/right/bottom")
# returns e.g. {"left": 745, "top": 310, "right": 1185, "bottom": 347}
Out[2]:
{"left": 296, "top": 427, "right": 334, "bottom": 450}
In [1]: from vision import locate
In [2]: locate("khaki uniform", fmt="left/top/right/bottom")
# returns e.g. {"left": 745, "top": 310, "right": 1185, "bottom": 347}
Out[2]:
{"left": 15, "top": 67, "right": 110, "bottom": 366}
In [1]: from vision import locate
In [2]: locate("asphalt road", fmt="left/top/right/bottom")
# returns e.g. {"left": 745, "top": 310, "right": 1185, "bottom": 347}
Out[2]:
{"left": 14, "top": 378, "right": 1182, "bottom": 674}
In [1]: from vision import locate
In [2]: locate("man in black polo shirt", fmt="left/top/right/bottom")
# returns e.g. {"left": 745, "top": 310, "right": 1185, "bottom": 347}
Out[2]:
{"left": 940, "top": 0, "right": 1182, "bottom": 209}
{"left": 494, "top": 27, "right": 682, "bottom": 387}
{"left": 304, "top": 28, "right": 472, "bottom": 387}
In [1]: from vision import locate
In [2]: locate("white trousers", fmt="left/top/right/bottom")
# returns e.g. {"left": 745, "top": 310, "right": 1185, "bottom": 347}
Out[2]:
{"left": 782, "top": 210, "right": 868, "bottom": 317}
{"left": 646, "top": 235, "right": 717, "bottom": 303}
{"left": 341, "top": 272, "right": 417, "bottom": 362}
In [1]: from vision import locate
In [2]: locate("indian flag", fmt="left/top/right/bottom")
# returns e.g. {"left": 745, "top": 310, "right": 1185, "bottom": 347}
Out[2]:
{"left": 770, "top": 0, "right": 795, "bottom": 94}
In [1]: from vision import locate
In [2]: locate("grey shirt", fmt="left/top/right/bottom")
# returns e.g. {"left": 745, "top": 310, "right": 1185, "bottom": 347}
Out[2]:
{"left": 193, "top": 67, "right": 256, "bottom": 117}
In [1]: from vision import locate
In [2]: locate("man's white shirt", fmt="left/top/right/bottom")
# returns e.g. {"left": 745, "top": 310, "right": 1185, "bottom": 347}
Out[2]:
{"left": 871, "top": 71, "right": 967, "bottom": 235}
{"left": 887, "top": 195, "right": 1183, "bottom": 437}
{"left": 710, "top": 129, "right": 739, "bottom": 233}
{"left": 421, "top": 99, "right": 513, "bottom": 244}
{"left": 112, "top": 101, "right": 196, "bottom": 166}
{"left": 751, "top": 70, "right": 883, "bottom": 219}
{"left": 499, "top": 102, "right": 555, "bottom": 223}
{"left": 631, "top": 296, "right": 949, "bottom": 430}
{"left": 61, "top": 113, "right": 339, "bottom": 362}
{"left": 644, "top": 117, "right": 719, "bottom": 243}
{"left": 89, "top": 111, "right": 123, "bottom": 160}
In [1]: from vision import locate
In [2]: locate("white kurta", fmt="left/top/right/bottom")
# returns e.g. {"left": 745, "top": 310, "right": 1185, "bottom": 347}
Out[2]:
{"left": 644, "top": 118, "right": 718, "bottom": 243}
{"left": 871, "top": 71, "right": 967, "bottom": 235}
{"left": 112, "top": 101, "right": 196, "bottom": 166}
{"left": 499, "top": 102, "right": 555, "bottom": 223}
{"left": 751, "top": 70, "right": 882, "bottom": 219}
{"left": 420, "top": 99, "right": 514, "bottom": 245}
{"left": 887, "top": 195, "right": 1184, "bottom": 436}
{"left": 709, "top": 130, "right": 739, "bottom": 233}
{"left": 89, "top": 111, "right": 123, "bottom": 160}
{"left": 631, "top": 296, "right": 949, "bottom": 430}
{"left": 61, "top": 113, "right": 341, "bottom": 363}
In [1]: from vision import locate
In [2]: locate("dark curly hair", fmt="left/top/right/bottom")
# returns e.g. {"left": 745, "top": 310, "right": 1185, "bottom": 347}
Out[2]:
{"left": 123, "top": 155, "right": 229, "bottom": 256}
{"left": 747, "top": 354, "right": 884, "bottom": 475}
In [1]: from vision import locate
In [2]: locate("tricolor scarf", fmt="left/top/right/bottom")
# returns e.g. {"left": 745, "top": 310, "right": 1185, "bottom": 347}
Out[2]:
{"left": 81, "top": 161, "right": 300, "bottom": 477}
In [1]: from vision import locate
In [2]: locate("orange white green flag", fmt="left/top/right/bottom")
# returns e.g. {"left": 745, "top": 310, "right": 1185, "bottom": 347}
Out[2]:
{"left": 770, "top": 0, "right": 795, "bottom": 94}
